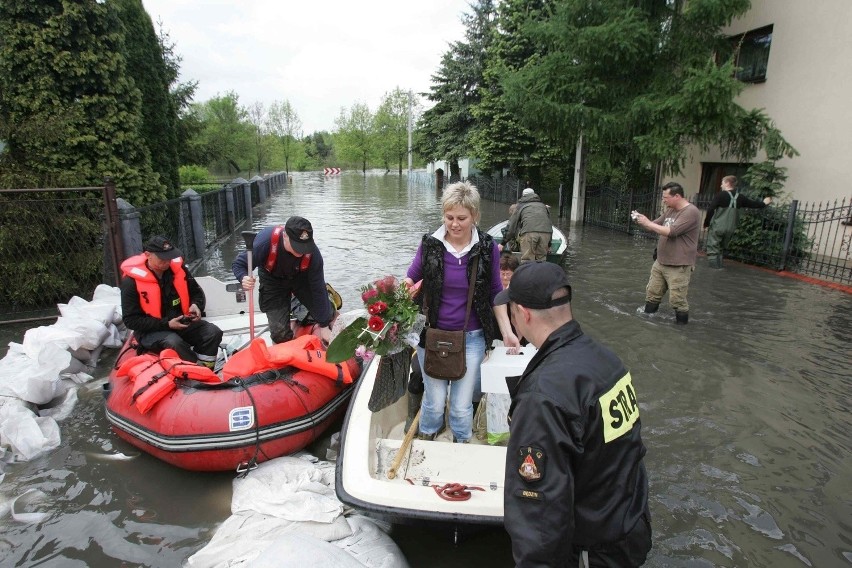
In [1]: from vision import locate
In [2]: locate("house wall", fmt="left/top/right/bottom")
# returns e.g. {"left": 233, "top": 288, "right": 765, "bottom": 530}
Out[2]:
{"left": 668, "top": 0, "right": 852, "bottom": 204}
{"left": 426, "top": 158, "right": 479, "bottom": 179}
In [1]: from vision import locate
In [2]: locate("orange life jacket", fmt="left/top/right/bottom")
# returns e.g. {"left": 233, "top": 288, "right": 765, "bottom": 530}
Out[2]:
{"left": 117, "top": 348, "right": 221, "bottom": 414}
{"left": 221, "top": 335, "right": 354, "bottom": 384}
{"left": 120, "top": 254, "right": 190, "bottom": 318}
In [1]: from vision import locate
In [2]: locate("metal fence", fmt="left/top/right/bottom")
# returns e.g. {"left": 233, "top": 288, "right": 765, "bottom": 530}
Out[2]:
{"left": 0, "top": 173, "right": 287, "bottom": 324}
{"left": 585, "top": 186, "right": 852, "bottom": 284}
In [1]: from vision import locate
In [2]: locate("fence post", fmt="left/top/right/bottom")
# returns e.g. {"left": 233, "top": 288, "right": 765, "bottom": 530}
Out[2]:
{"left": 224, "top": 185, "right": 236, "bottom": 232}
{"left": 626, "top": 188, "right": 635, "bottom": 233}
{"left": 117, "top": 198, "right": 143, "bottom": 260}
{"left": 102, "top": 178, "right": 124, "bottom": 285}
{"left": 182, "top": 189, "right": 206, "bottom": 261}
{"left": 242, "top": 181, "right": 253, "bottom": 228}
{"left": 779, "top": 200, "right": 799, "bottom": 271}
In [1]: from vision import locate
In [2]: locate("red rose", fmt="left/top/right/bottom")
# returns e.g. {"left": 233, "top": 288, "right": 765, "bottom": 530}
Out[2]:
{"left": 375, "top": 275, "right": 396, "bottom": 294}
{"left": 368, "top": 301, "right": 388, "bottom": 315}
{"left": 368, "top": 316, "right": 385, "bottom": 331}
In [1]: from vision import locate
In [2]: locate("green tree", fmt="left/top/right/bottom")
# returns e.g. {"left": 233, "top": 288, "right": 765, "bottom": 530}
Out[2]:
{"left": 194, "top": 92, "right": 252, "bottom": 175}
{"left": 374, "top": 87, "right": 414, "bottom": 174}
{"left": 301, "top": 131, "right": 334, "bottom": 170}
{"left": 268, "top": 100, "right": 303, "bottom": 174}
{"left": 0, "top": 0, "right": 164, "bottom": 203}
{"left": 115, "top": 0, "right": 181, "bottom": 197}
{"left": 500, "top": 0, "right": 796, "bottom": 183}
{"left": 245, "top": 101, "right": 275, "bottom": 175}
{"left": 334, "top": 103, "right": 375, "bottom": 173}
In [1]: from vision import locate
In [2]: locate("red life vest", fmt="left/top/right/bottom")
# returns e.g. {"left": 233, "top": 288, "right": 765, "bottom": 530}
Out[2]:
{"left": 265, "top": 225, "right": 312, "bottom": 273}
{"left": 221, "top": 335, "right": 355, "bottom": 384}
{"left": 121, "top": 254, "right": 190, "bottom": 318}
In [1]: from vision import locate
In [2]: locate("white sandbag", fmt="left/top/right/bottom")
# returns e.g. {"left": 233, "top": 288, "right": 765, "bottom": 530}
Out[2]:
{"left": 60, "top": 356, "right": 89, "bottom": 376}
{"left": 92, "top": 284, "right": 123, "bottom": 324}
{"left": 231, "top": 455, "right": 341, "bottom": 523}
{"left": 0, "top": 398, "right": 60, "bottom": 461}
{"left": 186, "top": 511, "right": 353, "bottom": 568}
{"left": 103, "top": 323, "right": 125, "bottom": 348}
{"left": 58, "top": 295, "right": 117, "bottom": 327}
{"left": 39, "top": 388, "right": 79, "bottom": 421}
{"left": 333, "top": 515, "right": 410, "bottom": 568}
{"left": 251, "top": 532, "right": 364, "bottom": 568}
{"left": 0, "top": 343, "right": 69, "bottom": 404}
{"left": 53, "top": 315, "right": 110, "bottom": 350}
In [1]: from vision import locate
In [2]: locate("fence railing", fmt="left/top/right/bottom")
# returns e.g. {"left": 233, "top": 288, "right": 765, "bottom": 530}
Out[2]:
{"left": 0, "top": 172, "right": 288, "bottom": 324}
{"left": 585, "top": 186, "right": 852, "bottom": 284}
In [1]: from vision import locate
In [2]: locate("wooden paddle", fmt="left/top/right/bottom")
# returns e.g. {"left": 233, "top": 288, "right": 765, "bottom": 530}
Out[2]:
{"left": 387, "top": 407, "right": 421, "bottom": 480}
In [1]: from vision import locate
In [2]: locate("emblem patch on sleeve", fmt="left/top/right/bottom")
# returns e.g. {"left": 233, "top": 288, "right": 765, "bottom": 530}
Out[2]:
{"left": 600, "top": 372, "right": 639, "bottom": 443}
{"left": 517, "top": 446, "right": 545, "bottom": 482}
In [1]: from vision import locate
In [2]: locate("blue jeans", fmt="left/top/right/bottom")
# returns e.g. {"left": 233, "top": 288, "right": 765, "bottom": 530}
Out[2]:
{"left": 417, "top": 329, "right": 486, "bottom": 443}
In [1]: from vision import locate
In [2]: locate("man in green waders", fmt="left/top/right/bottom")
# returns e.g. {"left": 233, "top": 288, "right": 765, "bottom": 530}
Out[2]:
{"left": 704, "top": 176, "right": 772, "bottom": 269}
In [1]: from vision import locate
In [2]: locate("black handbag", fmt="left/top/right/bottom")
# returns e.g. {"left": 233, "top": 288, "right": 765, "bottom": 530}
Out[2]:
{"left": 422, "top": 257, "right": 478, "bottom": 381}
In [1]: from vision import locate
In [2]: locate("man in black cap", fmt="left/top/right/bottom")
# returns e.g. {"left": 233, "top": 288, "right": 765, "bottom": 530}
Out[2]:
{"left": 495, "top": 262, "right": 652, "bottom": 567}
{"left": 120, "top": 236, "right": 223, "bottom": 367}
{"left": 232, "top": 217, "right": 335, "bottom": 344}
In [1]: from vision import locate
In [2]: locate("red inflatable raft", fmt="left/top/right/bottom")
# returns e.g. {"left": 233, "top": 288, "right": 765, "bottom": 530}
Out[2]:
{"left": 105, "top": 329, "right": 362, "bottom": 472}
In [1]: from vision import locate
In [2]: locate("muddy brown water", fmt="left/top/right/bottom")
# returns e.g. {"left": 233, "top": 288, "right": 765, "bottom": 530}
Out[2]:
{"left": 1, "top": 171, "right": 849, "bottom": 567}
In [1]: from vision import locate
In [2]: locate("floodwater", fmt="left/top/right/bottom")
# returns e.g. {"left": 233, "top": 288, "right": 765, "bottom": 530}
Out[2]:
{"left": 1, "top": 170, "right": 850, "bottom": 567}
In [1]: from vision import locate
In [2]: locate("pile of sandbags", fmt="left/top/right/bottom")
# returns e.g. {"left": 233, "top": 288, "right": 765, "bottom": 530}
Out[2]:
{"left": 0, "top": 284, "right": 125, "bottom": 470}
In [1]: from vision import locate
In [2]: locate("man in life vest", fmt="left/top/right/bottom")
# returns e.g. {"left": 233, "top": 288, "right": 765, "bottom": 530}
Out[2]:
{"left": 120, "top": 236, "right": 223, "bottom": 368}
{"left": 232, "top": 217, "right": 335, "bottom": 345}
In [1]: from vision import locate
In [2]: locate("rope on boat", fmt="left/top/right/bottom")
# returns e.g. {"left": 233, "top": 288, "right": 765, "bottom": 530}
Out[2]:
{"left": 431, "top": 483, "right": 485, "bottom": 501}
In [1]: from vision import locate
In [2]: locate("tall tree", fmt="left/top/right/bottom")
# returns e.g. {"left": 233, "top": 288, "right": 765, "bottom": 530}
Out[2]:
{"left": 194, "top": 92, "right": 252, "bottom": 175}
{"left": 334, "top": 103, "right": 375, "bottom": 173}
{"left": 267, "top": 100, "right": 302, "bottom": 175}
{"left": 0, "top": 0, "right": 164, "bottom": 203}
{"left": 115, "top": 0, "right": 180, "bottom": 197}
{"left": 374, "top": 87, "right": 414, "bottom": 174}
{"left": 500, "top": 0, "right": 796, "bottom": 183}
{"left": 245, "top": 101, "right": 273, "bottom": 175}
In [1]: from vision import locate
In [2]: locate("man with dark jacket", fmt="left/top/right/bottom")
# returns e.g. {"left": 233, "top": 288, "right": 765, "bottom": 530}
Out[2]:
{"left": 496, "top": 262, "right": 652, "bottom": 567}
{"left": 504, "top": 188, "right": 552, "bottom": 262}
{"left": 120, "top": 236, "right": 223, "bottom": 367}
{"left": 232, "top": 217, "right": 334, "bottom": 344}
{"left": 704, "top": 175, "right": 772, "bottom": 269}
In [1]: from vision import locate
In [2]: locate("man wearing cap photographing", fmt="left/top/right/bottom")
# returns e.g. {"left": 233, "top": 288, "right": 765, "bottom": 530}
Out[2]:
{"left": 120, "top": 236, "right": 223, "bottom": 368}
{"left": 504, "top": 187, "right": 553, "bottom": 262}
{"left": 232, "top": 217, "right": 335, "bottom": 345}
{"left": 495, "top": 262, "right": 652, "bottom": 567}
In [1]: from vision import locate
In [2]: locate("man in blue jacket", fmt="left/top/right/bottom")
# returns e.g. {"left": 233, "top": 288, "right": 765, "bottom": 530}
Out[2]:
{"left": 496, "top": 262, "right": 652, "bottom": 567}
{"left": 232, "top": 217, "right": 334, "bottom": 344}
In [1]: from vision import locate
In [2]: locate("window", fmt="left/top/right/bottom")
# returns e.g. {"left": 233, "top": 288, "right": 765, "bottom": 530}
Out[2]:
{"left": 697, "top": 163, "right": 752, "bottom": 206}
{"left": 731, "top": 25, "right": 773, "bottom": 83}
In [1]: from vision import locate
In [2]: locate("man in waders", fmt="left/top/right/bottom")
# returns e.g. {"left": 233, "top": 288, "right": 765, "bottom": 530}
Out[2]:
{"left": 496, "top": 262, "right": 652, "bottom": 567}
{"left": 704, "top": 175, "right": 772, "bottom": 269}
{"left": 504, "top": 188, "right": 553, "bottom": 262}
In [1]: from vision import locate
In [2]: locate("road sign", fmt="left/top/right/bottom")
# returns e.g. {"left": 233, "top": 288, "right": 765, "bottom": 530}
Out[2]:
{"left": 324, "top": 167, "right": 341, "bottom": 175}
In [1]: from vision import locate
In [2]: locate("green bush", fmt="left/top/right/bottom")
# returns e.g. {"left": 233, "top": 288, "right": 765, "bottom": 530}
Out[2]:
{"left": 179, "top": 164, "right": 212, "bottom": 185}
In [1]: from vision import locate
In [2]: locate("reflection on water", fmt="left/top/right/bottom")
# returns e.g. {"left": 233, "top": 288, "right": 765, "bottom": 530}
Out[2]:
{"left": 1, "top": 171, "right": 850, "bottom": 567}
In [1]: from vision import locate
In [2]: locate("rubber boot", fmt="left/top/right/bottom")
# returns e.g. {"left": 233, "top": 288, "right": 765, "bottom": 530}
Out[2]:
{"left": 675, "top": 311, "right": 689, "bottom": 325}
{"left": 644, "top": 301, "right": 660, "bottom": 314}
{"left": 404, "top": 391, "right": 422, "bottom": 434}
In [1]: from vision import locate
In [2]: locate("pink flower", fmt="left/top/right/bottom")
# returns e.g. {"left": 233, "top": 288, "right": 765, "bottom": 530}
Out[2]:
{"left": 368, "top": 301, "right": 388, "bottom": 315}
{"left": 354, "top": 345, "right": 375, "bottom": 361}
{"left": 375, "top": 275, "right": 397, "bottom": 294}
{"left": 361, "top": 288, "right": 378, "bottom": 302}
{"left": 368, "top": 316, "right": 385, "bottom": 331}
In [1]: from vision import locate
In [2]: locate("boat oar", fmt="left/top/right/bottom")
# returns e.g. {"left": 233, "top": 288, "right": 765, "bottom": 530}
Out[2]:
{"left": 241, "top": 231, "right": 258, "bottom": 339}
{"left": 388, "top": 407, "right": 421, "bottom": 480}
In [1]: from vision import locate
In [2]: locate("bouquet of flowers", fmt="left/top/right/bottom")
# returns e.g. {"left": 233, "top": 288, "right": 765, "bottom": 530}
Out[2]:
{"left": 326, "top": 275, "right": 426, "bottom": 363}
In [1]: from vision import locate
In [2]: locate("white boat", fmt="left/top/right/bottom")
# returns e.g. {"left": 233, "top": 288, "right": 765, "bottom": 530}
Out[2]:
{"left": 486, "top": 220, "right": 568, "bottom": 264}
{"left": 335, "top": 344, "right": 537, "bottom": 529}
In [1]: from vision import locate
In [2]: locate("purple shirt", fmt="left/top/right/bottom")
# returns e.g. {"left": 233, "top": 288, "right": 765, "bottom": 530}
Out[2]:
{"left": 407, "top": 242, "right": 503, "bottom": 331}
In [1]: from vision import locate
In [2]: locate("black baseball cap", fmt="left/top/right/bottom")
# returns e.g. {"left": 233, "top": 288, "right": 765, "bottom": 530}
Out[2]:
{"left": 144, "top": 235, "right": 182, "bottom": 260}
{"left": 284, "top": 216, "right": 316, "bottom": 255}
{"left": 494, "top": 261, "right": 572, "bottom": 309}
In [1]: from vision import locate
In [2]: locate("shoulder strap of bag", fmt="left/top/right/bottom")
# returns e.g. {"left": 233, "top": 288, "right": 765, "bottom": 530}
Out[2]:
{"left": 462, "top": 256, "right": 479, "bottom": 332}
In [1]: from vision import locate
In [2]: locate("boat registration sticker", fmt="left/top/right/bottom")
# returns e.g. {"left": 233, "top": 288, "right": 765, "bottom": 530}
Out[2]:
{"left": 230, "top": 407, "right": 255, "bottom": 431}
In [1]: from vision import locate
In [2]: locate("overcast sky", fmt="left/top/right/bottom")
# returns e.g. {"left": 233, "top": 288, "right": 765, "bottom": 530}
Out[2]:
{"left": 141, "top": 0, "right": 470, "bottom": 134}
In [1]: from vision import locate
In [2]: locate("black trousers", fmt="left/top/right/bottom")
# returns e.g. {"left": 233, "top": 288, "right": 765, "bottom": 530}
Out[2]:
{"left": 137, "top": 320, "right": 223, "bottom": 362}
